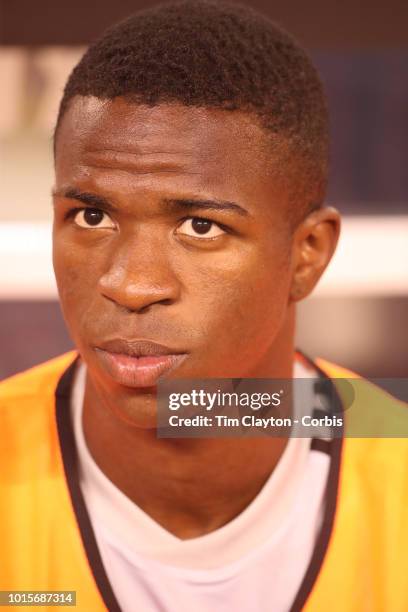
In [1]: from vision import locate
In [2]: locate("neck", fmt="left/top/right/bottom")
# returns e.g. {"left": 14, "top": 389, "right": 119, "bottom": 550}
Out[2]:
{"left": 83, "top": 315, "right": 296, "bottom": 539}
{"left": 83, "top": 410, "right": 288, "bottom": 538}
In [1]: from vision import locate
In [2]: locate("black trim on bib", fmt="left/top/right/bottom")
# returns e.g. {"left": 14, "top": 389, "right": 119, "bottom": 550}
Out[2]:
{"left": 56, "top": 355, "right": 122, "bottom": 612}
{"left": 289, "top": 350, "right": 344, "bottom": 612}
{"left": 310, "top": 438, "right": 332, "bottom": 455}
{"left": 55, "top": 350, "right": 344, "bottom": 612}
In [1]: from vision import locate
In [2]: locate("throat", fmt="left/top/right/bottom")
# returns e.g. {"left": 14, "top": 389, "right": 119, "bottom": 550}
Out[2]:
{"left": 82, "top": 394, "right": 287, "bottom": 539}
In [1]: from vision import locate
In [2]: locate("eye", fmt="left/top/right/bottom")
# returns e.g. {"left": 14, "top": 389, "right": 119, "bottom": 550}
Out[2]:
{"left": 73, "top": 208, "right": 115, "bottom": 229}
{"left": 176, "top": 217, "right": 226, "bottom": 239}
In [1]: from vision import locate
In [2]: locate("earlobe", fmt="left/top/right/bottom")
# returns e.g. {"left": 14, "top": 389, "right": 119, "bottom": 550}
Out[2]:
{"left": 290, "top": 206, "right": 341, "bottom": 302}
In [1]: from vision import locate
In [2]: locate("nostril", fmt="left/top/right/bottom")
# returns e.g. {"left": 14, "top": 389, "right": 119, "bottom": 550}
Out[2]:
{"left": 121, "top": 297, "right": 174, "bottom": 315}
{"left": 98, "top": 262, "right": 181, "bottom": 312}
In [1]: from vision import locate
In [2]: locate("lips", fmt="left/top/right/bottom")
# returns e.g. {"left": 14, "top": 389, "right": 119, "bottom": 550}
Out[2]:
{"left": 93, "top": 338, "right": 188, "bottom": 388}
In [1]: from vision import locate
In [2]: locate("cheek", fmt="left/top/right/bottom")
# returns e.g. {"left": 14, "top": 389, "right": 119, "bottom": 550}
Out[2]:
{"left": 52, "top": 234, "right": 100, "bottom": 331}
{"left": 186, "top": 239, "right": 292, "bottom": 350}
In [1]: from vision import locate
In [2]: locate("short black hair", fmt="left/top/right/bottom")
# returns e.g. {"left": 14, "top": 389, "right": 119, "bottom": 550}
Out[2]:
{"left": 56, "top": 0, "right": 329, "bottom": 222}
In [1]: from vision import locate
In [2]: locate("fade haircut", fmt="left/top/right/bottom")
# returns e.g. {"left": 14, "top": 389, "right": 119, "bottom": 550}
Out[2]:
{"left": 56, "top": 0, "right": 330, "bottom": 224}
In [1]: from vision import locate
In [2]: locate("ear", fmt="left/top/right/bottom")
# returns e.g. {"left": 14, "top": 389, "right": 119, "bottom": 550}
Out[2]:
{"left": 290, "top": 206, "right": 341, "bottom": 302}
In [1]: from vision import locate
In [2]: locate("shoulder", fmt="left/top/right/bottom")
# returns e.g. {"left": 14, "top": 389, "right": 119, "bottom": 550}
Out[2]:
{"left": 0, "top": 352, "right": 78, "bottom": 485}
{"left": 316, "top": 357, "right": 406, "bottom": 415}
{"left": 317, "top": 357, "right": 408, "bottom": 466}
{"left": 0, "top": 351, "right": 78, "bottom": 407}
{"left": 0, "top": 352, "right": 77, "bottom": 466}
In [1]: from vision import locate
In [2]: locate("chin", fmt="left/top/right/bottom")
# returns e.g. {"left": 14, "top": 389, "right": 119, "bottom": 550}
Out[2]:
{"left": 109, "top": 384, "right": 159, "bottom": 429}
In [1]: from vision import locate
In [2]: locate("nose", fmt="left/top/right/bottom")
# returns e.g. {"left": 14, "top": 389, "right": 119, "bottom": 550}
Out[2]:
{"left": 98, "top": 233, "right": 182, "bottom": 313}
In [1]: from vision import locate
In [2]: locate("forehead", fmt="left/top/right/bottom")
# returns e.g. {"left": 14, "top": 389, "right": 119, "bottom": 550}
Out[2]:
{"left": 54, "top": 97, "right": 288, "bottom": 214}
{"left": 56, "top": 97, "right": 269, "bottom": 166}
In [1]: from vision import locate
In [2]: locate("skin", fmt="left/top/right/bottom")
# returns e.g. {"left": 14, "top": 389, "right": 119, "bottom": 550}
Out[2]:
{"left": 53, "top": 97, "right": 340, "bottom": 538}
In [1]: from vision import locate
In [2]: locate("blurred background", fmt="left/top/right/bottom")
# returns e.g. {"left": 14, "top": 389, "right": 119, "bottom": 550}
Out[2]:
{"left": 1, "top": 0, "right": 407, "bottom": 380}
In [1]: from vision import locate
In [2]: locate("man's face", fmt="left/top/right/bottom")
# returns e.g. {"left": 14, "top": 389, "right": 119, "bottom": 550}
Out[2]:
{"left": 53, "top": 97, "right": 298, "bottom": 424}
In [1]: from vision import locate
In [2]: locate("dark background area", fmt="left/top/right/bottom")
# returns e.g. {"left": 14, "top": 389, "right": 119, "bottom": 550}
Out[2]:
{"left": 2, "top": 0, "right": 408, "bottom": 47}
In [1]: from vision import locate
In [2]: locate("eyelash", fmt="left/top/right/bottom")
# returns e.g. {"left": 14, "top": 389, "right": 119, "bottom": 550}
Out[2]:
{"left": 64, "top": 206, "right": 232, "bottom": 233}
{"left": 178, "top": 215, "right": 231, "bottom": 235}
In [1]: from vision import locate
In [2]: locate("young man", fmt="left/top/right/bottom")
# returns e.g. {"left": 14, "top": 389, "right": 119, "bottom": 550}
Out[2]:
{"left": 1, "top": 2, "right": 407, "bottom": 611}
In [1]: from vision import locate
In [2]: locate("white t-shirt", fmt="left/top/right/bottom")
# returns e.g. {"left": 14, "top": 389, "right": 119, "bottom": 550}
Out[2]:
{"left": 71, "top": 359, "right": 330, "bottom": 612}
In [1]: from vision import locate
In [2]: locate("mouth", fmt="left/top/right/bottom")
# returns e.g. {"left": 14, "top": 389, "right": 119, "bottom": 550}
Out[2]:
{"left": 93, "top": 338, "right": 188, "bottom": 388}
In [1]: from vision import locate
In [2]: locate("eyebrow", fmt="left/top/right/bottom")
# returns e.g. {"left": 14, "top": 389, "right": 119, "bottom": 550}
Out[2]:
{"left": 53, "top": 187, "right": 249, "bottom": 217}
{"left": 53, "top": 188, "right": 116, "bottom": 212}
{"left": 163, "top": 198, "right": 248, "bottom": 216}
